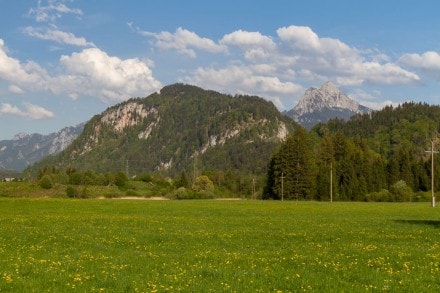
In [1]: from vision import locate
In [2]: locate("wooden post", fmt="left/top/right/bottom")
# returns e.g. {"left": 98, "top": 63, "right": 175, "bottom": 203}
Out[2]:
{"left": 425, "top": 140, "right": 438, "bottom": 208}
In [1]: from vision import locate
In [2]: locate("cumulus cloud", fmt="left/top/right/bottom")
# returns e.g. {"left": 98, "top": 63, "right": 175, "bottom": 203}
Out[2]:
{"left": 0, "top": 103, "right": 54, "bottom": 119}
{"left": 221, "top": 30, "right": 276, "bottom": 60}
{"left": 275, "top": 25, "right": 420, "bottom": 86}
{"left": 28, "top": 0, "right": 83, "bottom": 23}
{"left": 58, "top": 48, "right": 162, "bottom": 102}
{"left": 0, "top": 39, "right": 161, "bottom": 103}
{"left": 138, "top": 27, "right": 227, "bottom": 58}
{"left": 137, "top": 25, "right": 420, "bottom": 108}
{"left": 0, "top": 39, "right": 49, "bottom": 88}
{"left": 399, "top": 51, "right": 440, "bottom": 80}
{"left": 23, "top": 26, "right": 95, "bottom": 47}
{"left": 186, "top": 65, "right": 303, "bottom": 109}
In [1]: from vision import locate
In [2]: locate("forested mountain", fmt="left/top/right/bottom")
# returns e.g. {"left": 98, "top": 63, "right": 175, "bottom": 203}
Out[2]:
{"left": 265, "top": 102, "right": 440, "bottom": 201}
{"left": 26, "top": 84, "right": 295, "bottom": 178}
{"left": 0, "top": 124, "right": 84, "bottom": 171}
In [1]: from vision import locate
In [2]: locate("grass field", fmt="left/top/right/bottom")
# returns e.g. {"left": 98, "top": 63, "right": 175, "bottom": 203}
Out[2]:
{"left": 0, "top": 199, "right": 439, "bottom": 292}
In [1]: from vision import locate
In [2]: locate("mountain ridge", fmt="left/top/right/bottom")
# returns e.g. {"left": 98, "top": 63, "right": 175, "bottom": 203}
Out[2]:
{"left": 0, "top": 123, "right": 85, "bottom": 171}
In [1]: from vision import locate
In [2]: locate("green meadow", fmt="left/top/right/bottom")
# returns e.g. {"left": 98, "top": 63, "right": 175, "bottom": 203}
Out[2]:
{"left": 0, "top": 199, "right": 439, "bottom": 292}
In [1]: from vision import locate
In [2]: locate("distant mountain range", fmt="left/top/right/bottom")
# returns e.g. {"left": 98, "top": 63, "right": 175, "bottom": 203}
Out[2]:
{"left": 0, "top": 123, "right": 84, "bottom": 171}
{"left": 25, "top": 84, "right": 295, "bottom": 176}
{"left": 285, "top": 81, "right": 371, "bottom": 129}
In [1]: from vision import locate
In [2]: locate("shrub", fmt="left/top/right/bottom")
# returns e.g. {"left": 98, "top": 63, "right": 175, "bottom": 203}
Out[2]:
{"left": 39, "top": 175, "right": 53, "bottom": 190}
{"left": 390, "top": 180, "right": 413, "bottom": 202}
{"left": 192, "top": 175, "right": 214, "bottom": 193}
{"left": 125, "top": 189, "right": 139, "bottom": 197}
{"left": 66, "top": 185, "right": 90, "bottom": 198}
{"left": 66, "top": 186, "right": 79, "bottom": 198}
{"left": 173, "top": 187, "right": 214, "bottom": 200}
{"left": 365, "top": 189, "right": 391, "bottom": 202}
{"left": 114, "top": 172, "right": 128, "bottom": 188}
{"left": 78, "top": 186, "right": 90, "bottom": 199}
{"left": 413, "top": 191, "right": 431, "bottom": 202}
{"left": 174, "top": 187, "right": 192, "bottom": 199}
{"left": 137, "top": 173, "right": 153, "bottom": 183}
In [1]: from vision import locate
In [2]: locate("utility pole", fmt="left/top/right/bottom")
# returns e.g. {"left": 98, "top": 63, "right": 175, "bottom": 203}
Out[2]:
{"left": 193, "top": 153, "right": 198, "bottom": 182}
{"left": 126, "top": 160, "right": 129, "bottom": 178}
{"left": 425, "top": 140, "right": 438, "bottom": 208}
{"left": 330, "top": 161, "right": 333, "bottom": 203}
{"left": 280, "top": 172, "right": 285, "bottom": 201}
{"left": 252, "top": 178, "right": 256, "bottom": 200}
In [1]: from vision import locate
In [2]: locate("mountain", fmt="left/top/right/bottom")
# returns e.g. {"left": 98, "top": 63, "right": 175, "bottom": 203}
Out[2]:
{"left": 0, "top": 123, "right": 84, "bottom": 171}
{"left": 285, "top": 82, "right": 371, "bottom": 129}
{"left": 26, "top": 84, "right": 296, "bottom": 177}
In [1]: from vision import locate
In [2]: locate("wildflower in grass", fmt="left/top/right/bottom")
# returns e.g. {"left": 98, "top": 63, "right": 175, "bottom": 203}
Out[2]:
{"left": 3, "top": 273, "right": 13, "bottom": 283}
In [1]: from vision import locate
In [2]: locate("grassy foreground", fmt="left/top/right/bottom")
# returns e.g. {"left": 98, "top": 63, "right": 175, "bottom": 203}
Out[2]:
{"left": 0, "top": 199, "right": 439, "bottom": 292}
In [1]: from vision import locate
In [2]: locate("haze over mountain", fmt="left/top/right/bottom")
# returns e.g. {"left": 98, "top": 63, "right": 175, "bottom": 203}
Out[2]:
{"left": 285, "top": 82, "right": 371, "bottom": 129}
{"left": 0, "top": 124, "right": 84, "bottom": 171}
{"left": 26, "top": 84, "right": 295, "bottom": 176}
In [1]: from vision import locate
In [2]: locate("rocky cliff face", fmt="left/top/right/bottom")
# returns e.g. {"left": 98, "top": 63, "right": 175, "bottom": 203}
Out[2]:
{"left": 0, "top": 123, "right": 84, "bottom": 171}
{"left": 285, "top": 82, "right": 371, "bottom": 128}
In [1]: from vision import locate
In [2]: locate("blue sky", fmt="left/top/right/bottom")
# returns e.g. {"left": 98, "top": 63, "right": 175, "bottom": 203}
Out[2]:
{"left": 1, "top": 0, "right": 440, "bottom": 140}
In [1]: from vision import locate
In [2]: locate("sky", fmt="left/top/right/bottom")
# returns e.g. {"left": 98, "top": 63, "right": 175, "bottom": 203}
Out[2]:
{"left": 1, "top": 0, "right": 440, "bottom": 140}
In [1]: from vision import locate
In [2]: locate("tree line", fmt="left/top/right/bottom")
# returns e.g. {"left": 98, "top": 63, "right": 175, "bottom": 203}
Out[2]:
{"left": 264, "top": 102, "right": 440, "bottom": 201}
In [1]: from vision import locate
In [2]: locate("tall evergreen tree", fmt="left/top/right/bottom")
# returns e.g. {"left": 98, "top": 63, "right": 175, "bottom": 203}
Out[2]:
{"left": 264, "top": 126, "right": 317, "bottom": 200}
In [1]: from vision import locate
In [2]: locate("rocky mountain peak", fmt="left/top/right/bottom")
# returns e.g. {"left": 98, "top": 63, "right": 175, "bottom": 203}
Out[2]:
{"left": 319, "top": 81, "right": 340, "bottom": 96}
{"left": 12, "top": 132, "right": 29, "bottom": 141}
{"left": 285, "top": 81, "right": 371, "bottom": 129}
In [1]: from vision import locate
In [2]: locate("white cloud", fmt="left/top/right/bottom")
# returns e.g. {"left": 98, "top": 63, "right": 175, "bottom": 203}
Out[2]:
{"left": 221, "top": 30, "right": 275, "bottom": 60}
{"left": 0, "top": 39, "right": 161, "bottom": 104}
{"left": 275, "top": 25, "right": 420, "bottom": 86}
{"left": 399, "top": 51, "right": 440, "bottom": 80}
{"left": 139, "top": 27, "right": 227, "bottom": 58}
{"left": 0, "top": 103, "right": 54, "bottom": 119}
{"left": 359, "top": 62, "right": 420, "bottom": 85}
{"left": 0, "top": 103, "right": 23, "bottom": 116}
{"left": 8, "top": 85, "right": 25, "bottom": 94}
{"left": 186, "top": 65, "right": 303, "bottom": 109}
{"left": 28, "top": 0, "right": 83, "bottom": 23}
{"left": 58, "top": 48, "right": 162, "bottom": 102}
{"left": 137, "top": 25, "right": 420, "bottom": 106}
{"left": 277, "top": 25, "right": 323, "bottom": 51}
{"left": 24, "top": 26, "right": 95, "bottom": 47}
{"left": 349, "top": 89, "right": 387, "bottom": 110}
{"left": 0, "top": 39, "right": 49, "bottom": 88}
{"left": 23, "top": 103, "right": 55, "bottom": 119}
